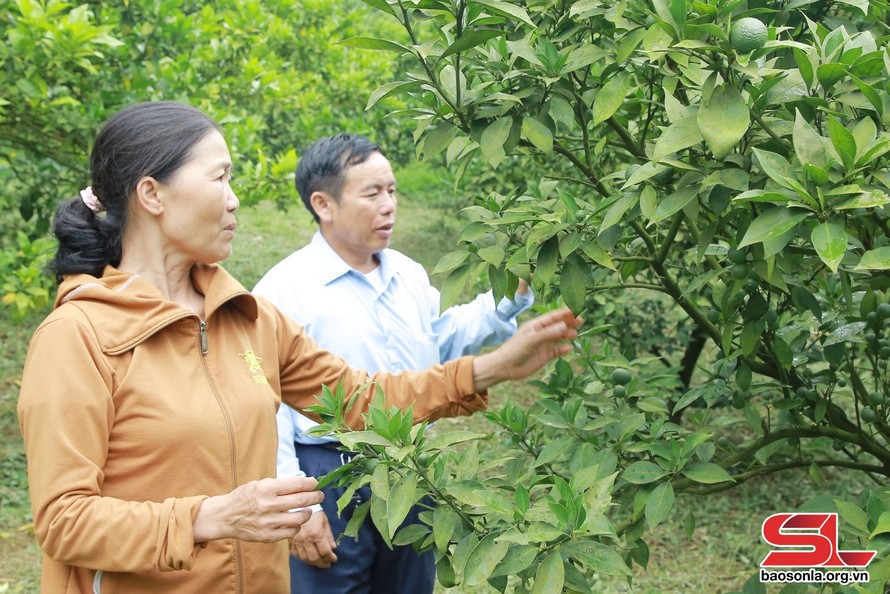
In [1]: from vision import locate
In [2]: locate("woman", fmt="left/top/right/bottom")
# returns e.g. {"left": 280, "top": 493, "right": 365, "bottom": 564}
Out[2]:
{"left": 17, "top": 101, "right": 581, "bottom": 594}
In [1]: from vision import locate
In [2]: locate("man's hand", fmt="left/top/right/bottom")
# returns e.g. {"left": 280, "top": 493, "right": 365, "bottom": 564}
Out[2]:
{"left": 291, "top": 510, "right": 338, "bottom": 568}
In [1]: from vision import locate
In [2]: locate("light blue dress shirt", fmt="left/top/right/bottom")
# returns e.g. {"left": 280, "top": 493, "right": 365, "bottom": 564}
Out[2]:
{"left": 253, "top": 231, "right": 534, "bottom": 478}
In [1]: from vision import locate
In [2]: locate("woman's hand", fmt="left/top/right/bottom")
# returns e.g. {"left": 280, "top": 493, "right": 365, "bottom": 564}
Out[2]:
{"left": 193, "top": 476, "right": 323, "bottom": 544}
{"left": 473, "top": 307, "right": 581, "bottom": 392}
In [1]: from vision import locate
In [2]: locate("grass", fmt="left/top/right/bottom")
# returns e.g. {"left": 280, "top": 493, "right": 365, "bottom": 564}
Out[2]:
{"left": 0, "top": 163, "right": 874, "bottom": 593}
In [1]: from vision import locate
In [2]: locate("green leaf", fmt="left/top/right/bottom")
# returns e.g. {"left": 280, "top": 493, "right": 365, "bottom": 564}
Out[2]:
{"left": 870, "top": 511, "right": 890, "bottom": 539}
{"left": 366, "top": 80, "right": 421, "bottom": 110}
{"left": 531, "top": 551, "right": 564, "bottom": 594}
{"left": 835, "top": 190, "right": 890, "bottom": 210}
{"left": 535, "top": 236, "right": 559, "bottom": 285}
{"left": 752, "top": 149, "right": 800, "bottom": 193}
{"left": 833, "top": 498, "right": 869, "bottom": 534}
{"left": 427, "top": 430, "right": 486, "bottom": 450}
{"left": 480, "top": 117, "right": 513, "bottom": 167}
{"left": 433, "top": 250, "right": 470, "bottom": 275}
{"left": 522, "top": 116, "right": 553, "bottom": 154}
{"left": 439, "top": 263, "right": 474, "bottom": 310}
{"left": 478, "top": 244, "right": 505, "bottom": 267}
{"left": 739, "top": 207, "right": 809, "bottom": 247}
{"left": 338, "top": 36, "right": 408, "bottom": 53}
{"left": 857, "top": 247, "right": 890, "bottom": 270}
{"left": 811, "top": 223, "right": 847, "bottom": 272}
{"left": 682, "top": 462, "right": 734, "bottom": 484}
{"left": 471, "top": 0, "right": 535, "bottom": 27}
{"left": 370, "top": 495, "right": 391, "bottom": 547}
{"left": 439, "top": 29, "right": 504, "bottom": 61}
{"left": 623, "top": 461, "right": 669, "bottom": 485}
{"left": 827, "top": 117, "right": 857, "bottom": 170}
{"left": 599, "top": 192, "right": 639, "bottom": 233}
{"left": 816, "top": 62, "right": 846, "bottom": 89}
{"left": 580, "top": 241, "right": 616, "bottom": 270}
{"left": 387, "top": 476, "right": 417, "bottom": 539}
{"left": 560, "top": 254, "right": 588, "bottom": 313}
{"left": 697, "top": 83, "right": 750, "bottom": 159}
{"left": 592, "top": 75, "right": 630, "bottom": 126}
{"left": 464, "top": 534, "right": 510, "bottom": 586}
{"left": 393, "top": 523, "right": 429, "bottom": 546}
{"left": 433, "top": 505, "right": 459, "bottom": 553}
{"left": 792, "top": 110, "right": 827, "bottom": 167}
{"left": 653, "top": 113, "right": 704, "bottom": 161}
{"left": 645, "top": 482, "right": 675, "bottom": 530}
{"left": 490, "top": 544, "right": 538, "bottom": 578}
{"left": 651, "top": 186, "right": 698, "bottom": 223}
{"left": 358, "top": 0, "right": 397, "bottom": 17}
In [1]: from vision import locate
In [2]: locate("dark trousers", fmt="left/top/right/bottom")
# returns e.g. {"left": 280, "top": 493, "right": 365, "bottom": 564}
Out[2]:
{"left": 290, "top": 442, "right": 435, "bottom": 594}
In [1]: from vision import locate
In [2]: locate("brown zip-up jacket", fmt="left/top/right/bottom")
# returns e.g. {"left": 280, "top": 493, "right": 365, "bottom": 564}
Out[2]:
{"left": 17, "top": 264, "right": 485, "bottom": 593}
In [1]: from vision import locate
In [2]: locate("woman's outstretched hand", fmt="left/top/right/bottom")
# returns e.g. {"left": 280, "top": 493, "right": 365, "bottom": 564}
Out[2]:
{"left": 473, "top": 307, "right": 582, "bottom": 392}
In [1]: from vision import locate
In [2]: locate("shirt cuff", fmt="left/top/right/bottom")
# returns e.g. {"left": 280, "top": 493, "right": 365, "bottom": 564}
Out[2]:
{"left": 496, "top": 288, "right": 534, "bottom": 319}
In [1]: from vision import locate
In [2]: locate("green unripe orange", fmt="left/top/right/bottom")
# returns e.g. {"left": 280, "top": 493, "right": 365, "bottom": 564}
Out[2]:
{"left": 861, "top": 406, "right": 877, "bottom": 423}
{"left": 610, "top": 368, "right": 633, "bottom": 385}
{"left": 731, "top": 263, "right": 749, "bottom": 280}
{"left": 868, "top": 391, "right": 886, "bottom": 406}
{"left": 613, "top": 385, "right": 627, "bottom": 398}
{"left": 727, "top": 248, "right": 747, "bottom": 264}
{"left": 730, "top": 17, "right": 768, "bottom": 54}
{"left": 878, "top": 303, "right": 890, "bottom": 319}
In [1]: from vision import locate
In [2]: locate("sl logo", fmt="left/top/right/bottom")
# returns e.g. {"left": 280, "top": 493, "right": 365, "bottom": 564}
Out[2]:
{"left": 238, "top": 349, "right": 268, "bottom": 385}
{"left": 761, "top": 513, "right": 876, "bottom": 568}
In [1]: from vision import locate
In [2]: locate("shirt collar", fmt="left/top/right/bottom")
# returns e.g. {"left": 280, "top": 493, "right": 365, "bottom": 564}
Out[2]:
{"left": 311, "top": 231, "right": 397, "bottom": 288}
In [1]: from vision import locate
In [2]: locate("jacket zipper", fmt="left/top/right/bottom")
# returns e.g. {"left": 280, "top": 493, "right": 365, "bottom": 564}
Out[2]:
{"left": 199, "top": 320, "right": 208, "bottom": 355}
{"left": 197, "top": 319, "right": 243, "bottom": 592}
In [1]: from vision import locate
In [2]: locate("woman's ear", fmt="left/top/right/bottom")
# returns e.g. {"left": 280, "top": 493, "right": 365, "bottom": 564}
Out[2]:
{"left": 134, "top": 176, "right": 164, "bottom": 216}
{"left": 310, "top": 191, "right": 335, "bottom": 224}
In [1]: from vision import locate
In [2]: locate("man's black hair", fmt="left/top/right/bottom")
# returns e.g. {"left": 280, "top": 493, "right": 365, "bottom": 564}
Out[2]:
{"left": 295, "top": 134, "right": 382, "bottom": 222}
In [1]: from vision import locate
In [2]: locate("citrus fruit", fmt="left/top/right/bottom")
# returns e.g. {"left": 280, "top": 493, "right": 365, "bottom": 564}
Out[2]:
{"left": 612, "top": 385, "right": 626, "bottom": 398}
{"left": 610, "top": 368, "right": 633, "bottom": 385}
{"left": 730, "top": 17, "right": 768, "bottom": 54}
{"left": 877, "top": 302, "right": 890, "bottom": 319}
{"left": 861, "top": 406, "right": 877, "bottom": 423}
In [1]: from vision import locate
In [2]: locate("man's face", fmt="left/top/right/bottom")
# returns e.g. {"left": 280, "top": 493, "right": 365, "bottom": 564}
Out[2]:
{"left": 319, "top": 150, "right": 397, "bottom": 272}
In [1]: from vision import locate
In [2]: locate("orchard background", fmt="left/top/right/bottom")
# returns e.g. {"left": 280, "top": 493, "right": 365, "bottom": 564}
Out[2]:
{"left": 2, "top": 1, "right": 890, "bottom": 593}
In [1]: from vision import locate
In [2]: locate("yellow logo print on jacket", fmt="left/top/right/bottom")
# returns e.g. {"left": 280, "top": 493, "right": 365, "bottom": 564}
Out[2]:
{"left": 239, "top": 349, "right": 269, "bottom": 385}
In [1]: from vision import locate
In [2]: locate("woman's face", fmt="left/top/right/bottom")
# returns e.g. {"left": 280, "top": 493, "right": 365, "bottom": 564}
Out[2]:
{"left": 156, "top": 130, "right": 240, "bottom": 264}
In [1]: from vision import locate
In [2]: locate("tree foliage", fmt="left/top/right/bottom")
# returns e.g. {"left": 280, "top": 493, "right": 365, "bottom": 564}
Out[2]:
{"left": 311, "top": 0, "right": 890, "bottom": 592}
{"left": 0, "top": 0, "right": 409, "bottom": 318}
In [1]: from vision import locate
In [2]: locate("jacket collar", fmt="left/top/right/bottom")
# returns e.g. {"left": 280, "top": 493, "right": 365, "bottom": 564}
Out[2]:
{"left": 55, "top": 264, "right": 256, "bottom": 354}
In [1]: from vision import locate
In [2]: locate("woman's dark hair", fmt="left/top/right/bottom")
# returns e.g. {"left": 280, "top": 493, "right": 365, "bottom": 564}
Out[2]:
{"left": 295, "top": 134, "right": 382, "bottom": 222}
{"left": 51, "top": 101, "right": 221, "bottom": 281}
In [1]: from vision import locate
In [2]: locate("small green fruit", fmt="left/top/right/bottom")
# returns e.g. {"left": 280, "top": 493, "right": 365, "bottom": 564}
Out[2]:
{"left": 730, "top": 17, "right": 768, "bottom": 54}
{"left": 707, "top": 309, "right": 720, "bottom": 324}
{"left": 861, "top": 406, "right": 877, "bottom": 423}
{"left": 878, "top": 303, "right": 890, "bottom": 319}
{"left": 731, "top": 263, "right": 749, "bottom": 280}
{"left": 868, "top": 391, "right": 886, "bottom": 406}
{"left": 610, "top": 368, "right": 633, "bottom": 385}
{"left": 613, "top": 385, "right": 627, "bottom": 398}
{"left": 727, "top": 248, "right": 747, "bottom": 264}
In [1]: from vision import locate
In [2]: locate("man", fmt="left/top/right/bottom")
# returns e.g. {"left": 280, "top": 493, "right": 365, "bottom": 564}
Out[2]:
{"left": 253, "top": 134, "right": 533, "bottom": 594}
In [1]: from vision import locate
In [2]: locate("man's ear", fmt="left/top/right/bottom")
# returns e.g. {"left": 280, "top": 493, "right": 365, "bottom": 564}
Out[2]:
{"left": 133, "top": 176, "right": 164, "bottom": 216}
{"left": 310, "top": 191, "right": 335, "bottom": 224}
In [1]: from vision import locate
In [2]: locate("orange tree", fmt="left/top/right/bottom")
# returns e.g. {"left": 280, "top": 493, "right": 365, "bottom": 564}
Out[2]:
{"left": 0, "top": 0, "right": 409, "bottom": 319}
{"left": 308, "top": 0, "right": 890, "bottom": 592}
